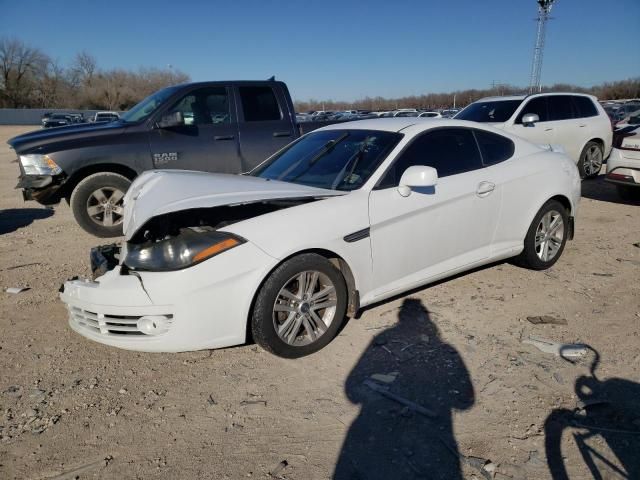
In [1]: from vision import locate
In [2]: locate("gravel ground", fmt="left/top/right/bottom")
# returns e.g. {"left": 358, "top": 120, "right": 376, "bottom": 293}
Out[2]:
{"left": 1, "top": 125, "right": 639, "bottom": 480}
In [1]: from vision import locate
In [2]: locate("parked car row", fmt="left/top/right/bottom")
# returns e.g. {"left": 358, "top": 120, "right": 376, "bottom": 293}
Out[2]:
{"left": 601, "top": 100, "right": 640, "bottom": 126}
{"left": 296, "top": 108, "right": 459, "bottom": 122}
{"left": 40, "top": 111, "right": 120, "bottom": 128}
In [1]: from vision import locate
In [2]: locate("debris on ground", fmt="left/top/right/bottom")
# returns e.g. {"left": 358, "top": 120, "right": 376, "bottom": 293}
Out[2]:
{"left": 526, "top": 315, "right": 568, "bottom": 325}
{"left": 370, "top": 372, "right": 398, "bottom": 384}
{"left": 5, "top": 287, "right": 30, "bottom": 294}
{"left": 268, "top": 459, "right": 289, "bottom": 477}
{"left": 522, "top": 335, "right": 588, "bottom": 357}
{"left": 363, "top": 380, "right": 435, "bottom": 417}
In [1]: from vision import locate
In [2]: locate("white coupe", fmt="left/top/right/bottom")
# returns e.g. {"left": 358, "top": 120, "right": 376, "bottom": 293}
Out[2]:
{"left": 60, "top": 118, "right": 581, "bottom": 358}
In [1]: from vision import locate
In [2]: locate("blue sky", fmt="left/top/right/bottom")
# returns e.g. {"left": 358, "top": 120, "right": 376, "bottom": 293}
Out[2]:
{"left": 1, "top": 0, "right": 639, "bottom": 102}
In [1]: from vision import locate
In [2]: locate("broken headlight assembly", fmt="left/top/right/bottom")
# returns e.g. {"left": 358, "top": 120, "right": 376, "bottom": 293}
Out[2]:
{"left": 124, "top": 228, "right": 245, "bottom": 272}
{"left": 19, "top": 154, "right": 63, "bottom": 175}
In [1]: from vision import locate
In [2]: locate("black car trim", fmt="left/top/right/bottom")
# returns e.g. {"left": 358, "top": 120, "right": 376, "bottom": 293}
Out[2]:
{"left": 344, "top": 227, "right": 370, "bottom": 243}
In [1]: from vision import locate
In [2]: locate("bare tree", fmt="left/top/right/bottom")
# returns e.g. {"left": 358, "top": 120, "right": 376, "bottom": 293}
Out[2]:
{"left": 0, "top": 37, "right": 49, "bottom": 107}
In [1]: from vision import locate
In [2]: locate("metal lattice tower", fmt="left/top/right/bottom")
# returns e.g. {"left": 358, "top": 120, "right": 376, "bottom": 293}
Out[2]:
{"left": 529, "top": 0, "right": 555, "bottom": 93}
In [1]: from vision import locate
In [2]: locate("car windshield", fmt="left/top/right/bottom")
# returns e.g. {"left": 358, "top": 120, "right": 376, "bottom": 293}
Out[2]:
{"left": 51, "top": 114, "right": 69, "bottom": 120}
{"left": 250, "top": 129, "right": 403, "bottom": 191}
{"left": 119, "top": 86, "right": 181, "bottom": 123}
{"left": 455, "top": 100, "right": 523, "bottom": 122}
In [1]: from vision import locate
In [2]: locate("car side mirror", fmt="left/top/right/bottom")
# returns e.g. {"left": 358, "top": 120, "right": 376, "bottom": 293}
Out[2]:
{"left": 156, "top": 111, "right": 185, "bottom": 129}
{"left": 522, "top": 113, "right": 539, "bottom": 127}
{"left": 398, "top": 165, "right": 438, "bottom": 197}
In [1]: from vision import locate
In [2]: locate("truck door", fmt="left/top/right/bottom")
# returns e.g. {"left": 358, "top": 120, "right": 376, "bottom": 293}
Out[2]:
{"left": 149, "top": 86, "right": 241, "bottom": 173}
{"left": 236, "top": 84, "right": 296, "bottom": 172}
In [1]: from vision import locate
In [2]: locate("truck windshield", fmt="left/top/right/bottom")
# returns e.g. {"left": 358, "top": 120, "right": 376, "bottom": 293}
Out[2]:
{"left": 455, "top": 100, "right": 523, "bottom": 123}
{"left": 250, "top": 129, "right": 402, "bottom": 191}
{"left": 120, "top": 86, "right": 181, "bottom": 123}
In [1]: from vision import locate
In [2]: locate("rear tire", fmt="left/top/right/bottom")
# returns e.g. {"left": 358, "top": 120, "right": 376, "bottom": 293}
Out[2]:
{"left": 578, "top": 141, "right": 603, "bottom": 179}
{"left": 251, "top": 253, "right": 347, "bottom": 358}
{"left": 514, "top": 200, "right": 569, "bottom": 270}
{"left": 70, "top": 172, "right": 131, "bottom": 238}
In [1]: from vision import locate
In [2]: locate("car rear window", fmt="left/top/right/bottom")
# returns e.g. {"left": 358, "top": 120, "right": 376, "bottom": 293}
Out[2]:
{"left": 455, "top": 100, "right": 523, "bottom": 123}
{"left": 572, "top": 96, "right": 598, "bottom": 118}
{"left": 473, "top": 129, "right": 515, "bottom": 166}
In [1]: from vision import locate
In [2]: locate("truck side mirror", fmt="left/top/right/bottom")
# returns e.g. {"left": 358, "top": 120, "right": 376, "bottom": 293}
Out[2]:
{"left": 522, "top": 113, "right": 539, "bottom": 127}
{"left": 156, "top": 111, "right": 185, "bottom": 129}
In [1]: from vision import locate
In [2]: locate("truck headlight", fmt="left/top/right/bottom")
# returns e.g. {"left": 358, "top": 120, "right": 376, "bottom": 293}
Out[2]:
{"left": 124, "top": 229, "right": 245, "bottom": 271}
{"left": 19, "top": 154, "right": 63, "bottom": 175}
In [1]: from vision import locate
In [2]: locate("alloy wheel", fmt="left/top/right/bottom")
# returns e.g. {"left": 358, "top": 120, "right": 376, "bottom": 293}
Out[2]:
{"left": 86, "top": 187, "right": 125, "bottom": 227}
{"left": 583, "top": 145, "right": 603, "bottom": 177}
{"left": 272, "top": 270, "right": 338, "bottom": 346}
{"left": 535, "top": 210, "right": 564, "bottom": 262}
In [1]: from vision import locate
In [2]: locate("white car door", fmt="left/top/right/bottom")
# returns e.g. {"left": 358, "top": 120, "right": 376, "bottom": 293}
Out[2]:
{"left": 367, "top": 128, "right": 501, "bottom": 299}
{"left": 545, "top": 95, "right": 586, "bottom": 162}
{"left": 506, "top": 96, "right": 558, "bottom": 147}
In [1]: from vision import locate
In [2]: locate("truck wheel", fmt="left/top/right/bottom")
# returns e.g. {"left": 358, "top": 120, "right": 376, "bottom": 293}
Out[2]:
{"left": 578, "top": 141, "right": 603, "bottom": 179}
{"left": 70, "top": 172, "right": 131, "bottom": 237}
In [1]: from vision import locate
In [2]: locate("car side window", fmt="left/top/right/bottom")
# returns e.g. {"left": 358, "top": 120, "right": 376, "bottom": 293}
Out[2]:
{"left": 473, "top": 129, "right": 515, "bottom": 166}
{"left": 239, "top": 86, "right": 282, "bottom": 122}
{"left": 572, "top": 96, "right": 598, "bottom": 118}
{"left": 516, "top": 96, "right": 548, "bottom": 123}
{"left": 378, "top": 128, "right": 483, "bottom": 188}
{"left": 167, "top": 87, "right": 230, "bottom": 125}
{"left": 547, "top": 95, "right": 576, "bottom": 121}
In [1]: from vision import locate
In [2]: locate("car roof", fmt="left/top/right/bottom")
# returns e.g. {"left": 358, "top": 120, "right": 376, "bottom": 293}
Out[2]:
{"left": 476, "top": 92, "right": 598, "bottom": 103}
{"left": 315, "top": 117, "right": 494, "bottom": 133}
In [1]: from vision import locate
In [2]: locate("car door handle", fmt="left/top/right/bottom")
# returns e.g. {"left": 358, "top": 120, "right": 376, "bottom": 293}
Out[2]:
{"left": 544, "top": 127, "right": 553, "bottom": 131}
{"left": 579, "top": 124, "right": 587, "bottom": 128}
{"left": 476, "top": 181, "right": 495, "bottom": 197}
{"left": 273, "top": 131, "right": 292, "bottom": 138}
{"left": 214, "top": 135, "right": 235, "bottom": 141}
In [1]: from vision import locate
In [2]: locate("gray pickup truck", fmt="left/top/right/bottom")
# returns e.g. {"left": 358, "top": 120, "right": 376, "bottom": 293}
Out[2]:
{"left": 9, "top": 79, "right": 328, "bottom": 237}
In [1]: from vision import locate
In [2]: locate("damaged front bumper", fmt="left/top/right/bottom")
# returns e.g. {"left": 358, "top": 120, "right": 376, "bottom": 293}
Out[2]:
{"left": 60, "top": 241, "right": 277, "bottom": 352}
{"left": 16, "top": 174, "right": 66, "bottom": 204}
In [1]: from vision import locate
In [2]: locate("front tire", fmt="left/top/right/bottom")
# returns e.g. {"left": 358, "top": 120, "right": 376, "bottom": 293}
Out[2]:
{"left": 515, "top": 200, "right": 569, "bottom": 270}
{"left": 578, "top": 141, "right": 603, "bottom": 179}
{"left": 70, "top": 172, "right": 131, "bottom": 238}
{"left": 251, "top": 253, "right": 348, "bottom": 358}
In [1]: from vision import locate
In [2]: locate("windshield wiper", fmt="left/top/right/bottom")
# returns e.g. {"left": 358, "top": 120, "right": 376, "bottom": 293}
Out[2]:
{"left": 307, "top": 132, "right": 350, "bottom": 166}
{"left": 332, "top": 141, "right": 367, "bottom": 190}
{"left": 278, "top": 132, "right": 350, "bottom": 181}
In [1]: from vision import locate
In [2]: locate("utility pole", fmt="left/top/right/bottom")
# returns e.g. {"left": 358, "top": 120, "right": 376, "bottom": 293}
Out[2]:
{"left": 529, "top": 0, "right": 555, "bottom": 94}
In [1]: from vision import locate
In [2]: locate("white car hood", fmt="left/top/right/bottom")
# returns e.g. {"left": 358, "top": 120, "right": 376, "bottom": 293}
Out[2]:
{"left": 123, "top": 170, "right": 342, "bottom": 239}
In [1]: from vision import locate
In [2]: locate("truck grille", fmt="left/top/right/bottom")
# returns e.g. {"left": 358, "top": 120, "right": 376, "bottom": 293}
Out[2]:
{"left": 68, "top": 306, "right": 173, "bottom": 336}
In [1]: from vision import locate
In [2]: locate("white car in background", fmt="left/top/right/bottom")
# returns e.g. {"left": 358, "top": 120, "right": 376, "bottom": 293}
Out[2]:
{"left": 456, "top": 93, "right": 612, "bottom": 179}
{"left": 606, "top": 112, "right": 640, "bottom": 200}
{"left": 61, "top": 118, "right": 580, "bottom": 358}
{"left": 418, "top": 111, "right": 443, "bottom": 118}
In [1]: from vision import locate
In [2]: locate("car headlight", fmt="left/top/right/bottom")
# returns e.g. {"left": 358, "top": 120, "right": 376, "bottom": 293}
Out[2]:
{"left": 19, "top": 154, "right": 63, "bottom": 175}
{"left": 124, "top": 228, "right": 245, "bottom": 271}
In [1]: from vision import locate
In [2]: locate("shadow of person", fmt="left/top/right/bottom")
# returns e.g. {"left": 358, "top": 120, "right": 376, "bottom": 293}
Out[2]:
{"left": 545, "top": 346, "right": 640, "bottom": 479}
{"left": 334, "top": 298, "right": 474, "bottom": 480}
{"left": 0, "top": 208, "right": 54, "bottom": 235}
{"left": 580, "top": 175, "right": 640, "bottom": 206}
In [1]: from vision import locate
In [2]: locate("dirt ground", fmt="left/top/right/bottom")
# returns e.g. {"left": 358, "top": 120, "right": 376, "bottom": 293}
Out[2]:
{"left": 0, "top": 124, "right": 639, "bottom": 480}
